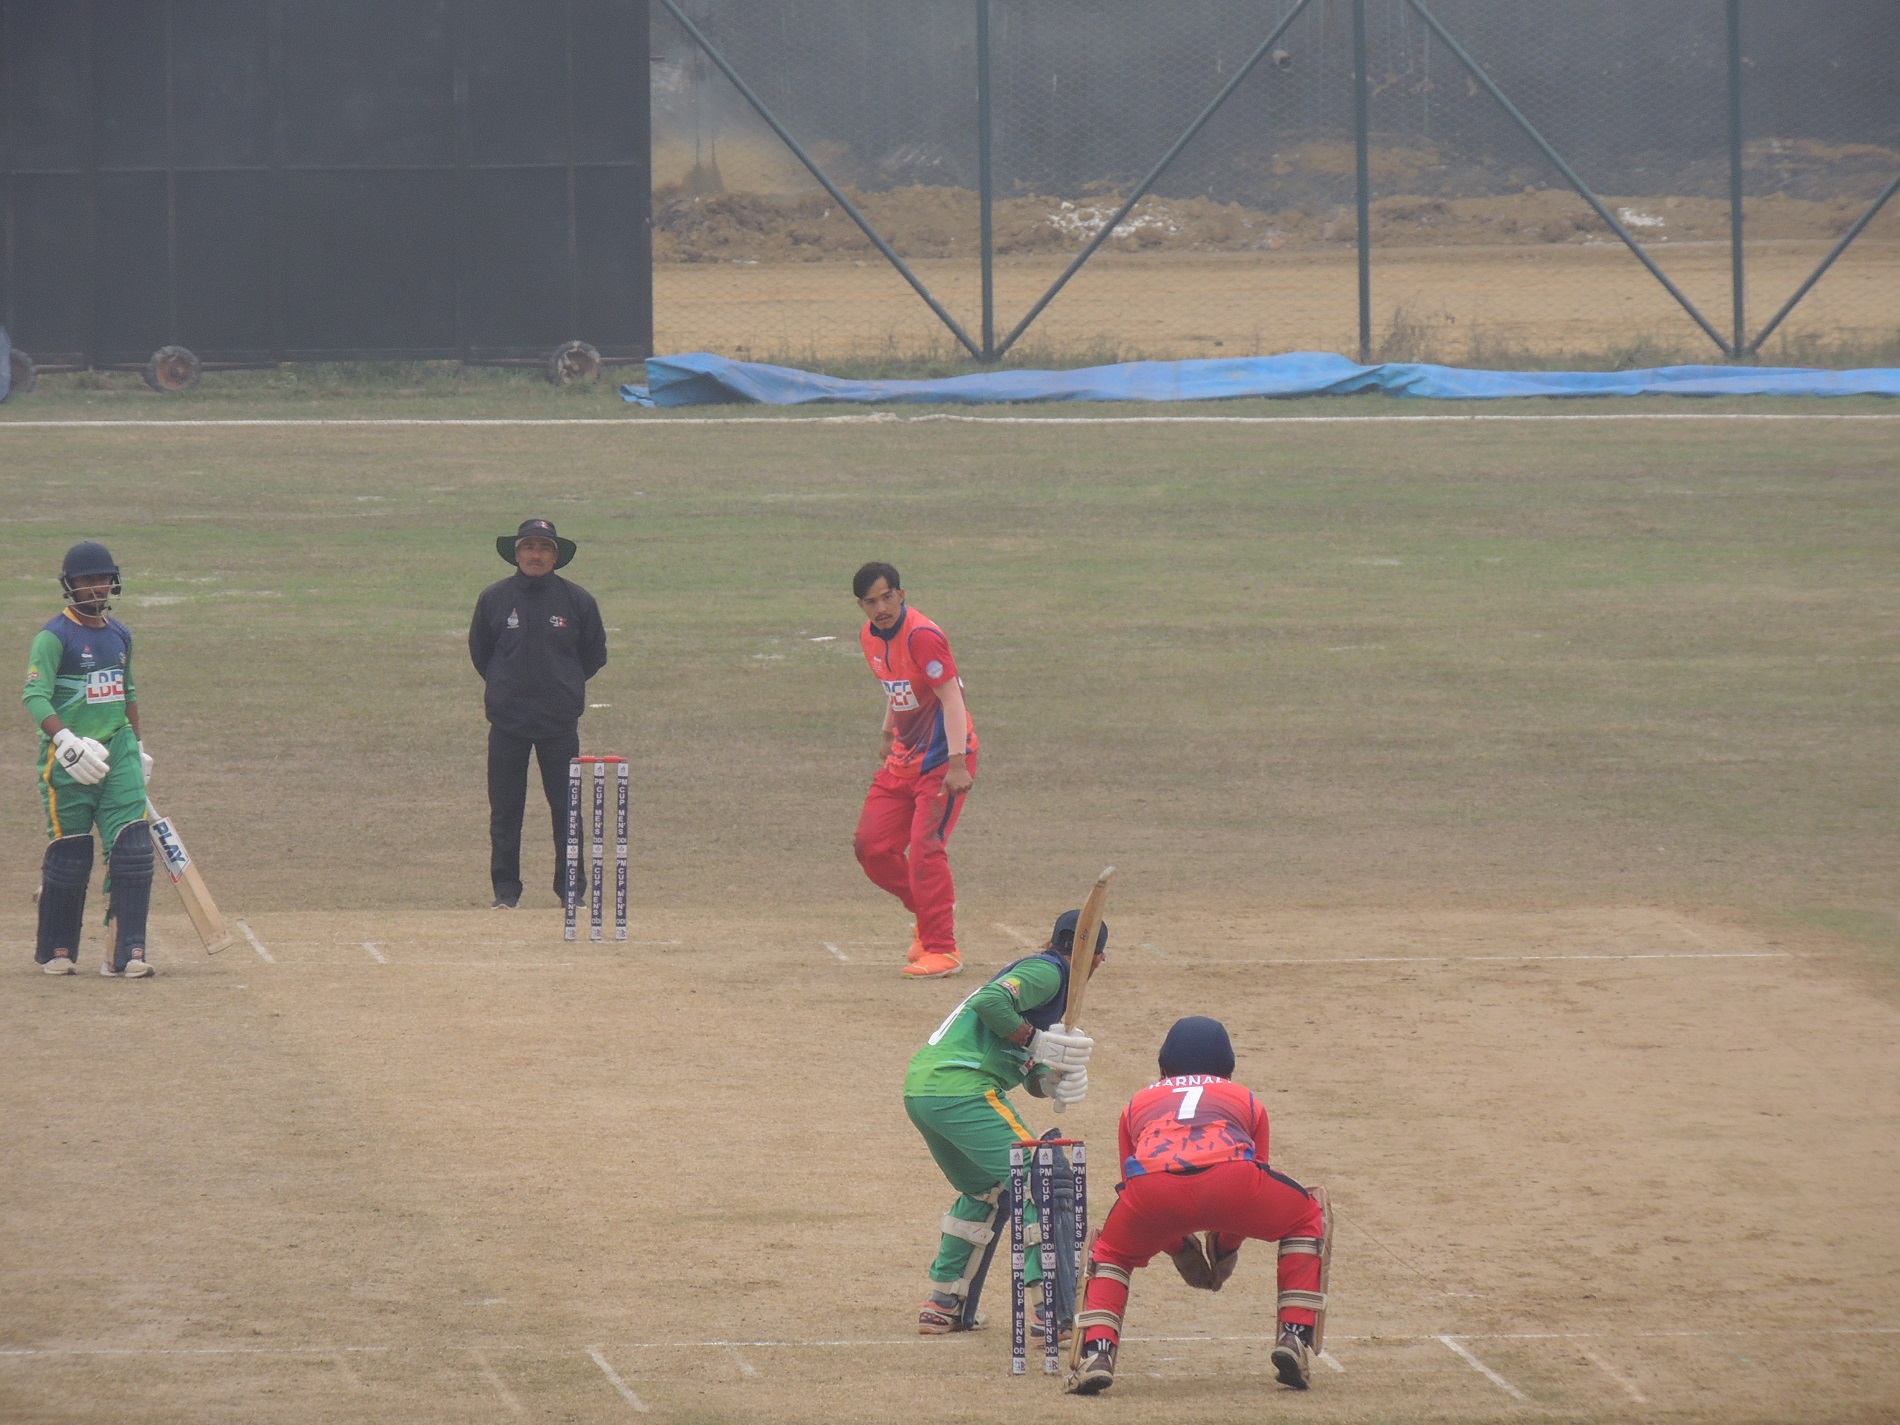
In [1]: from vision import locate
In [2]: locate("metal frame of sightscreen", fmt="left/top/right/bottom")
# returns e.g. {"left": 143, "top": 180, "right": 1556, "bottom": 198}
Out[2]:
{"left": 657, "top": 0, "right": 1900, "bottom": 365}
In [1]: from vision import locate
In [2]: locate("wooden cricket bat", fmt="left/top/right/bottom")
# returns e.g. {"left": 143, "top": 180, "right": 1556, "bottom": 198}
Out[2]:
{"left": 147, "top": 801, "right": 235, "bottom": 954}
{"left": 1062, "top": 866, "right": 1114, "bottom": 1028}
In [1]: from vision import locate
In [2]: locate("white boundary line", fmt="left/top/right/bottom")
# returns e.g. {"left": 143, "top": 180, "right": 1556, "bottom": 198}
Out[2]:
{"left": 1578, "top": 1345, "right": 1648, "bottom": 1404}
{"left": 361, "top": 941, "right": 386, "bottom": 963}
{"left": 2, "top": 412, "right": 1897, "bottom": 430}
{"left": 236, "top": 920, "right": 273, "bottom": 963}
{"left": 586, "top": 1345, "right": 649, "bottom": 1413}
{"left": 822, "top": 942, "right": 849, "bottom": 963}
{"left": 1438, "top": 1335, "right": 1528, "bottom": 1400}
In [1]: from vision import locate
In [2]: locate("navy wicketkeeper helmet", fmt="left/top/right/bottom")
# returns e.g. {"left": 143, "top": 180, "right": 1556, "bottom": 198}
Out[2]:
{"left": 1158, "top": 1016, "right": 1236, "bottom": 1079}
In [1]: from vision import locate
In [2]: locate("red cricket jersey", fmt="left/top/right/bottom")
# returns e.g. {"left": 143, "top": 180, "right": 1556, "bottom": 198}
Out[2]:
{"left": 1119, "top": 1075, "right": 1271, "bottom": 1179}
{"left": 859, "top": 605, "right": 977, "bottom": 778}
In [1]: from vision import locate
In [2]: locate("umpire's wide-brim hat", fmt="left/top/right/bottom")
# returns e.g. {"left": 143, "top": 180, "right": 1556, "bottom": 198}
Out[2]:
{"left": 497, "top": 518, "right": 577, "bottom": 570}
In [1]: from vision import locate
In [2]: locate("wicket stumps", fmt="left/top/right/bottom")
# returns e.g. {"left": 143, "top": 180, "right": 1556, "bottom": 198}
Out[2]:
{"left": 564, "top": 756, "right": 628, "bottom": 942}
{"left": 1008, "top": 1137, "right": 1088, "bottom": 1376}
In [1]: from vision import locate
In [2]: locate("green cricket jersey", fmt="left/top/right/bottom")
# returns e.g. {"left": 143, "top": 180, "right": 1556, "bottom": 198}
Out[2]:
{"left": 904, "top": 953, "right": 1067, "bottom": 1097}
{"left": 22, "top": 611, "right": 136, "bottom": 746}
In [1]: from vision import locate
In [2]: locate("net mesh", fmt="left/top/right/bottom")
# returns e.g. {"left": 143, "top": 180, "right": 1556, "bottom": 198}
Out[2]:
{"left": 649, "top": 0, "right": 1900, "bottom": 367}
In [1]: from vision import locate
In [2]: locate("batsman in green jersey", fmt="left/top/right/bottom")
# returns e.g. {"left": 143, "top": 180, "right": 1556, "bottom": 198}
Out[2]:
{"left": 23, "top": 542, "right": 157, "bottom": 976}
{"left": 904, "top": 908, "right": 1107, "bottom": 1336}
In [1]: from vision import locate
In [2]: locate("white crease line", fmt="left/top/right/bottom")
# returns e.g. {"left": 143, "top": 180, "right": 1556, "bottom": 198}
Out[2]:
{"left": 1232, "top": 951, "right": 1792, "bottom": 966}
{"left": 4, "top": 413, "right": 1898, "bottom": 429}
{"left": 587, "top": 1345, "right": 649, "bottom": 1413}
{"left": 237, "top": 920, "right": 274, "bottom": 963}
{"left": 823, "top": 942, "right": 849, "bottom": 963}
{"left": 1579, "top": 1346, "right": 1647, "bottom": 1404}
{"left": 1319, "top": 1350, "right": 1346, "bottom": 1372}
{"left": 469, "top": 1348, "right": 524, "bottom": 1416}
{"left": 995, "top": 923, "right": 1037, "bottom": 947}
{"left": 725, "top": 1344, "right": 760, "bottom": 1379}
{"left": 361, "top": 941, "right": 386, "bottom": 963}
{"left": 1438, "top": 1335, "right": 1527, "bottom": 1400}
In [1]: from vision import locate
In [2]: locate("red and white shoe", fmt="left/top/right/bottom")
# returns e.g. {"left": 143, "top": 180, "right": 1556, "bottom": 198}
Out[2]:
{"left": 918, "top": 1289, "right": 968, "bottom": 1334}
{"left": 902, "top": 950, "right": 963, "bottom": 979}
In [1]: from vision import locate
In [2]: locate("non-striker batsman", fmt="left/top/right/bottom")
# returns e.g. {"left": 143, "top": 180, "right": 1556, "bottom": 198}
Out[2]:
{"left": 22, "top": 542, "right": 157, "bottom": 976}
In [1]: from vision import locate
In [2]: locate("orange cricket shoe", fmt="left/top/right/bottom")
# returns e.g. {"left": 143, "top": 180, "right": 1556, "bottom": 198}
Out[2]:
{"left": 907, "top": 922, "right": 928, "bottom": 963}
{"left": 903, "top": 950, "right": 963, "bottom": 979}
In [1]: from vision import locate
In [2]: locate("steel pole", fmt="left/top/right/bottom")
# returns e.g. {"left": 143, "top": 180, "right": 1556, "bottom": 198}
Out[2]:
{"left": 1726, "top": 0, "right": 1745, "bottom": 359}
{"left": 1353, "top": 0, "right": 1371, "bottom": 363}
{"left": 977, "top": 0, "right": 995, "bottom": 361}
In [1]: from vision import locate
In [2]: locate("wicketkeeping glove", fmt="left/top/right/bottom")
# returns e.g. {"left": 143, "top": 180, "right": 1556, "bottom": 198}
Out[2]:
{"left": 52, "top": 728, "right": 111, "bottom": 785}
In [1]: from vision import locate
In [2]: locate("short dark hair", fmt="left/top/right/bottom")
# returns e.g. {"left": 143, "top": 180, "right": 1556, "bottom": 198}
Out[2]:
{"left": 853, "top": 561, "right": 901, "bottom": 599}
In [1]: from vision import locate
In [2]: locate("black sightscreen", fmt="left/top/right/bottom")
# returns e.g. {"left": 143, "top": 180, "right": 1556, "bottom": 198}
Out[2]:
{"left": 0, "top": 0, "right": 651, "bottom": 366}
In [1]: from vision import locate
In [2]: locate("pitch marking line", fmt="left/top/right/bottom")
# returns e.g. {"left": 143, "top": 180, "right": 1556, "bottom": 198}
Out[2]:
{"left": 1319, "top": 1350, "right": 1346, "bottom": 1373}
{"left": 1579, "top": 1345, "right": 1648, "bottom": 1404}
{"left": 236, "top": 920, "right": 274, "bottom": 963}
{"left": 5, "top": 413, "right": 1899, "bottom": 429}
{"left": 1438, "top": 1335, "right": 1528, "bottom": 1400}
{"left": 586, "top": 1345, "right": 649, "bottom": 1413}
{"left": 361, "top": 941, "right": 386, "bottom": 963}
{"left": 469, "top": 1348, "right": 525, "bottom": 1416}
{"left": 823, "top": 942, "right": 849, "bottom": 963}
{"left": 725, "top": 1344, "right": 760, "bottom": 1379}
{"left": 995, "top": 923, "right": 1037, "bottom": 947}
{"left": 1243, "top": 950, "right": 1792, "bottom": 966}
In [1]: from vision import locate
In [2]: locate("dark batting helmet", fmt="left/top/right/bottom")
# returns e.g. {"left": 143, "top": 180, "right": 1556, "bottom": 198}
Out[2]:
{"left": 60, "top": 541, "right": 122, "bottom": 612}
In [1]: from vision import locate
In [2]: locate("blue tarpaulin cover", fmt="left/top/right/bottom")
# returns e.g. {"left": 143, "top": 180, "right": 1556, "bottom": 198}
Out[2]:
{"left": 621, "top": 351, "right": 1900, "bottom": 407}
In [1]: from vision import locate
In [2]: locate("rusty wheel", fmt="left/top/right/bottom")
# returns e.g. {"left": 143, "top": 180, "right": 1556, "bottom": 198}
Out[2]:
{"left": 143, "top": 346, "right": 202, "bottom": 394}
{"left": 7, "top": 349, "right": 35, "bottom": 396}
{"left": 547, "top": 340, "right": 601, "bottom": 387}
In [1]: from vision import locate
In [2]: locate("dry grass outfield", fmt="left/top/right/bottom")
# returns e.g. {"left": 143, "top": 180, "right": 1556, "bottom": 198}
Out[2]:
{"left": 1, "top": 411, "right": 1897, "bottom": 1421}
{"left": 655, "top": 239, "right": 1900, "bottom": 365}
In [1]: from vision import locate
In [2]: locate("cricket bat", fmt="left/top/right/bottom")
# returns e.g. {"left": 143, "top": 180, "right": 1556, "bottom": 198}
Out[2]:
{"left": 147, "top": 801, "right": 235, "bottom": 954}
{"left": 1062, "top": 865, "right": 1114, "bottom": 1029}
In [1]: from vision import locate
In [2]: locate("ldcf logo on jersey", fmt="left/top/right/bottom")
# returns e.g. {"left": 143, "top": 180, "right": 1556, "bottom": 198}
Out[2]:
{"left": 506, "top": 608, "right": 520, "bottom": 629}
{"left": 881, "top": 677, "right": 919, "bottom": 712}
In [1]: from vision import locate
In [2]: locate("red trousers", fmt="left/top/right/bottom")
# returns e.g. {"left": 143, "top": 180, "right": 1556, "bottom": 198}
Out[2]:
{"left": 852, "top": 756, "right": 973, "bottom": 955}
{"left": 1083, "top": 1161, "right": 1324, "bottom": 1345}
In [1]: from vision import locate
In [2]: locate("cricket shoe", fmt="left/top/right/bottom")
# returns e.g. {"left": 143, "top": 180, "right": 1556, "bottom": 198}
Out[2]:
{"left": 42, "top": 955, "right": 75, "bottom": 975}
{"left": 917, "top": 1289, "right": 970, "bottom": 1334}
{"left": 101, "top": 956, "right": 153, "bottom": 978}
{"left": 902, "top": 950, "right": 963, "bottom": 979}
{"left": 907, "top": 922, "right": 927, "bottom": 963}
{"left": 1271, "top": 1325, "right": 1314, "bottom": 1389}
{"left": 1065, "top": 1340, "right": 1117, "bottom": 1396}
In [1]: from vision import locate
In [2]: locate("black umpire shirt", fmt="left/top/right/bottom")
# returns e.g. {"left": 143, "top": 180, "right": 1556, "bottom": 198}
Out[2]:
{"left": 468, "top": 571, "right": 608, "bottom": 737}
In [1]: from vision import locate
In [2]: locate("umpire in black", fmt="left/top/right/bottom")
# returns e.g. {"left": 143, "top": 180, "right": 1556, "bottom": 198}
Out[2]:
{"left": 469, "top": 519, "right": 608, "bottom": 909}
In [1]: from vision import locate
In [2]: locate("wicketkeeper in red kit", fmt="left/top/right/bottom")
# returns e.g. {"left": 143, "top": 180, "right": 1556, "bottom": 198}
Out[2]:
{"left": 1067, "top": 1016, "right": 1331, "bottom": 1396}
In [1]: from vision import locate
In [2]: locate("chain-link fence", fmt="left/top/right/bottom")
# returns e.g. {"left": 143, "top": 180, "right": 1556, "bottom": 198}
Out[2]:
{"left": 651, "top": 0, "right": 1899, "bottom": 368}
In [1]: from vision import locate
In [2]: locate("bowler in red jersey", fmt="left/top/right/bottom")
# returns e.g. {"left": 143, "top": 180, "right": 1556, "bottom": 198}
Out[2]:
{"left": 1067, "top": 1016, "right": 1329, "bottom": 1396}
{"left": 851, "top": 562, "right": 978, "bottom": 978}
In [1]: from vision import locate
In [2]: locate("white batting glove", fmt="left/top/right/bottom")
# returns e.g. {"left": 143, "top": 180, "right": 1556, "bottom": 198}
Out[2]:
{"left": 139, "top": 741, "right": 154, "bottom": 782}
{"left": 52, "top": 729, "right": 111, "bottom": 785}
{"left": 1052, "top": 1067, "right": 1089, "bottom": 1108}
{"left": 1030, "top": 1024, "right": 1094, "bottom": 1070}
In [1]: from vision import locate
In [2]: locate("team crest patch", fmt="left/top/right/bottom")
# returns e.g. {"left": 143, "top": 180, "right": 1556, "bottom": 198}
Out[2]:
{"left": 506, "top": 608, "right": 520, "bottom": 629}
{"left": 926, "top": 659, "right": 944, "bottom": 679}
{"left": 549, "top": 615, "right": 568, "bottom": 629}
{"left": 25, "top": 667, "right": 39, "bottom": 682}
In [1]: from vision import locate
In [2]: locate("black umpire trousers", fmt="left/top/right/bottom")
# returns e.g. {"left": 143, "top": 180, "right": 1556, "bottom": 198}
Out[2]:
{"left": 487, "top": 723, "right": 580, "bottom": 901}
